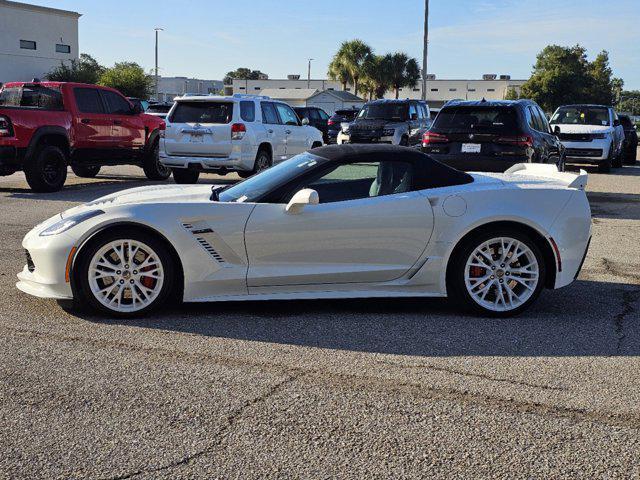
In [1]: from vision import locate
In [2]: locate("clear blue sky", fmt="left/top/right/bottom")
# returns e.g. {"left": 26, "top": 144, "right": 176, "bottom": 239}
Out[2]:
{"left": 35, "top": 0, "right": 640, "bottom": 89}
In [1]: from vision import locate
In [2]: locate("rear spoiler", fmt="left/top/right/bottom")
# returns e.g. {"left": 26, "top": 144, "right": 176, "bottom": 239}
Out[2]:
{"left": 504, "top": 163, "right": 588, "bottom": 190}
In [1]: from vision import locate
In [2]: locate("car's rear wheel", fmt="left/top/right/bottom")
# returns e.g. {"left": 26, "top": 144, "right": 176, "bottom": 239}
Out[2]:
{"left": 143, "top": 140, "right": 171, "bottom": 180}
{"left": 76, "top": 230, "right": 175, "bottom": 317}
{"left": 252, "top": 148, "right": 272, "bottom": 175}
{"left": 24, "top": 145, "right": 68, "bottom": 192}
{"left": 71, "top": 165, "right": 100, "bottom": 178}
{"left": 172, "top": 168, "right": 200, "bottom": 184}
{"left": 448, "top": 229, "right": 546, "bottom": 317}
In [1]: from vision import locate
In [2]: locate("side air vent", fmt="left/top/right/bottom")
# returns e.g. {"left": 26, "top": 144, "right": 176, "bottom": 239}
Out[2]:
{"left": 182, "top": 222, "right": 227, "bottom": 264}
{"left": 195, "top": 237, "right": 226, "bottom": 264}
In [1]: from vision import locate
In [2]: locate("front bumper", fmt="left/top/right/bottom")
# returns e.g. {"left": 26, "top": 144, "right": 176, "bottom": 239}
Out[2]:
{"left": 561, "top": 139, "right": 610, "bottom": 163}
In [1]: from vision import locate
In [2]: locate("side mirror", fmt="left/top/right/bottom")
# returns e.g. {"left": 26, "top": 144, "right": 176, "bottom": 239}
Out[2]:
{"left": 285, "top": 188, "right": 319, "bottom": 214}
{"left": 301, "top": 117, "right": 310, "bottom": 126}
{"left": 553, "top": 125, "right": 561, "bottom": 135}
{"left": 132, "top": 103, "right": 143, "bottom": 114}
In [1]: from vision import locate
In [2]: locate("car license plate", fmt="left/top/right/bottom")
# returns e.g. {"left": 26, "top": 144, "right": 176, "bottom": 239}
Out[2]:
{"left": 461, "top": 143, "right": 481, "bottom": 153}
{"left": 189, "top": 134, "right": 204, "bottom": 143}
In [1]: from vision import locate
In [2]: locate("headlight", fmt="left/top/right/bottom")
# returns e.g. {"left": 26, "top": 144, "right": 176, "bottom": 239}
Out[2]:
{"left": 591, "top": 133, "right": 607, "bottom": 139}
{"left": 39, "top": 210, "right": 104, "bottom": 236}
{"left": 382, "top": 128, "right": 396, "bottom": 136}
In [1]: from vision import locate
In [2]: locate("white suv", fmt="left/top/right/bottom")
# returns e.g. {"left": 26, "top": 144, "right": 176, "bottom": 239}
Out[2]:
{"left": 160, "top": 94, "right": 324, "bottom": 183}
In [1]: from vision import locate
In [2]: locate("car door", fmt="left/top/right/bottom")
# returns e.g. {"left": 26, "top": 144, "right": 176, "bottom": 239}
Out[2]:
{"left": 407, "top": 102, "right": 422, "bottom": 146}
{"left": 274, "top": 102, "right": 307, "bottom": 156}
{"left": 100, "top": 89, "right": 145, "bottom": 157}
{"left": 244, "top": 159, "right": 434, "bottom": 288}
{"left": 261, "top": 101, "right": 287, "bottom": 163}
{"left": 611, "top": 110, "right": 624, "bottom": 153}
{"left": 72, "top": 87, "right": 113, "bottom": 159}
{"left": 312, "top": 108, "right": 329, "bottom": 140}
{"left": 525, "top": 106, "right": 547, "bottom": 162}
{"left": 533, "top": 106, "right": 561, "bottom": 165}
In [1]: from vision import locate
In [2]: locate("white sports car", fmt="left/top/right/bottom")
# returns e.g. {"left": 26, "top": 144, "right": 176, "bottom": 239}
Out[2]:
{"left": 17, "top": 145, "right": 591, "bottom": 317}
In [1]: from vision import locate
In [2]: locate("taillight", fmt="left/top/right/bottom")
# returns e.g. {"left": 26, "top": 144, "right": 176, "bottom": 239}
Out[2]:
{"left": 327, "top": 119, "right": 335, "bottom": 126}
{"left": 496, "top": 135, "right": 533, "bottom": 147}
{"left": 0, "top": 115, "right": 13, "bottom": 137}
{"left": 158, "top": 120, "right": 166, "bottom": 138}
{"left": 231, "top": 123, "right": 246, "bottom": 140}
{"left": 422, "top": 132, "right": 449, "bottom": 145}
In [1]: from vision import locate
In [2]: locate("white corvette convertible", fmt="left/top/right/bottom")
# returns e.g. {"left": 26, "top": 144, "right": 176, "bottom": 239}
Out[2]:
{"left": 17, "top": 145, "right": 591, "bottom": 317}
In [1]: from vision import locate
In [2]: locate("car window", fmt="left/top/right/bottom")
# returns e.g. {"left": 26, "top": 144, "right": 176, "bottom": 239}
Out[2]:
{"left": 535, "top": 107, "right": 550, "bottom": 133}
{"left": 358, "top": 103, "right": 409, "bottom": 121}
{"left": 526, "top": 106, "right": 544, "bottom": 132}
{"left": 308, "top": 109, "right": 321, "bottom": 120}
{"left": 550, "top": 106, "right": 610, "bottom": 126}
{"left": 433, "top": 106, "right": 519, "bottom": 134}
{"left": 317, "top": 109, "right": 329, "bottom": 120}
{"left": 419, "top": 104, "right": 429, "bottom": 120}
{"left": 0, "top": 85, "right": 63, "bottom": 110}
{"left": 101, "top": 90, "right": 132, "bottom": 115}
{"left": 240, "top": 101, "right": 255, "bottom": 122}
{"left": 275, "top": 103, "right": 300, "bottom": 126}
{"left": 409, "top": 103, "right": 418, "bottom": 120}
{"left": 261, "top": 102, "right": 280, "bottom": 124}
{"left": 74, "top": 88, "right": 105, "bottom": 114}
{"left": 170, "top": 101, "right": 233, "bottom": 124}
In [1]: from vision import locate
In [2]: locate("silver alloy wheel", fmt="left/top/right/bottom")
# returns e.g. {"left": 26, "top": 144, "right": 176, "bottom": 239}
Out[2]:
{"left": 87, "top": 239, "right": 164, "bottom": 313}
{"left": 464, "top": 236, "right": 539, "bottom": 312}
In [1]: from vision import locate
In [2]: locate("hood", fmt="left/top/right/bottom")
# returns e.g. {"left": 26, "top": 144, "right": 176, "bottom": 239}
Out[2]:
{"left": 62, "top": 184, "right": 216, "bottom": 217}
{"left": 552, "top": 124, "right": 612, "bottom": 134}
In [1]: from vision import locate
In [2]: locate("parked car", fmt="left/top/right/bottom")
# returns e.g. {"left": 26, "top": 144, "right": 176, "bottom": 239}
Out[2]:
{"left": 145, "top": 102, "right": 173, "bottom": 119}
{"left": 160, "top": 94, "right": 323, "bottom": 184}
{"left": 0, "top": 80, "right": 169, "bottom": 192}
{"left": 17, "top": 145, "right": 591, "bottom": 318}
{"left": 422, "top": 99, "right": 564, "bottom": 173}
{"left": 337, "top": 99, "right": 431, "bottom": 147}
{"left": 327, "top": 109, "right": 359, "bottom": 144}
{"left": 549, "top": 104, "right": 625, "bottom": 172}
{"left": 293, "top": 106, "right": 330, "bottom": 142}
{"left": 619, "top": 114, "right": 638, "bottom": 164}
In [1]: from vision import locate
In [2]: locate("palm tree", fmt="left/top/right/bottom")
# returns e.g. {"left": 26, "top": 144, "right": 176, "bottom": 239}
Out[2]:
{"left": 327, "top": 58, "right": 350, "bottom": 91}
{"left": 332, "top": 40, "right": 372, "bottom": 96}
{"left": 362, "top": 55, "right": 393, "bottom": 99}
{"left": 387, "top": 53, "right": 421, "bottom": 99}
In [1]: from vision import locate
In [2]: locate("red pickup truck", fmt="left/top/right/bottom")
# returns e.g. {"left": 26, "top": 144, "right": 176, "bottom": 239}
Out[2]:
{"left": 0, "top": 80, "right": 169, "bottom": 192}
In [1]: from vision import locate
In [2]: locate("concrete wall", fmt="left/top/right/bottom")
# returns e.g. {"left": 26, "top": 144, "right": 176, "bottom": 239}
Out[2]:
{"left": 232, "top": 78, "right": 342, "bottom": 95}
{"left": 0, "top": 1, "right": 80, "bottom": 84}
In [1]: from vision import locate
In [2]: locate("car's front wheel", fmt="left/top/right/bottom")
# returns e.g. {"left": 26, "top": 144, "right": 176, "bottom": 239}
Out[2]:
{"left": 448, "top": 228, "right": 546, "bottom": 317}
{"left": 76, "top": 230, "right": 176, "bottom": 317}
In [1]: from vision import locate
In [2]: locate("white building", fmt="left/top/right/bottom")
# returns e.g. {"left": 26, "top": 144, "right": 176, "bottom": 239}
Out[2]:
{"left": 0, "top": 0, "right": 80, "bottom": 84}
{"left": 232, "top": 75, "right": 526, "bottom": 108}
{"left": 156, "top": 76, "right": 224, "bottom": 102}
{"left": 306, "top": 90, "right": 365, "bottom": 115}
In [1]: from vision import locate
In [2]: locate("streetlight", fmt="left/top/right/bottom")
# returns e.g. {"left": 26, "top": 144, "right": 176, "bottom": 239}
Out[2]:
{"left": 421, "top": 0, "right": 429, "bottom": 101}
{"left": 154, "top": 27, "right": 163, "bottom": 101}
{"left": 307, "top": 58, "right": 314, "bottom": 89}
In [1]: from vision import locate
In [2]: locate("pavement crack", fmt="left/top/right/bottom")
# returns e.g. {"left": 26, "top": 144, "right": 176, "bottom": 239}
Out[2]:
{"left": 613, "top": 288, "right": 640, "bottom": 354}
{"left": 601, "top": 258, "right": 640, "bottom": 282}
{"left": 376, "top": 360, "right": 565, "bottom": 391}
{"left": 100, "top": 371, "right": 301, "bottom": 480}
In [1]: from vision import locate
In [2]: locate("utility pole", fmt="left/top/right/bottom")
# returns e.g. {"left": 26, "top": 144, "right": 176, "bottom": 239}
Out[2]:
{"left": 307, "top": 58, "right": 313, "bottom": 89}
{"left": 154, "top": 27, "right": 163, "bottom": 101}
{"left": 421, "top": 0, "right": 429, "bottom": 101}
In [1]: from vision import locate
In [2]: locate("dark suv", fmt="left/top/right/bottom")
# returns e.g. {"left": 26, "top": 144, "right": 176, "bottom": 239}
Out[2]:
{"left": 422, "top": 99, "right": 564, "bottom": 172}
{"left": 293, "top": 106, "right": 330, "bottom": 142}
{"left": 327, "top": 108, "right": 359, "bottom": 143}
{"left": 619, "top": 114, "right": 638, "bottom": 164}
{"left": 342, "top": 99, "right": 431, "bottom": 147}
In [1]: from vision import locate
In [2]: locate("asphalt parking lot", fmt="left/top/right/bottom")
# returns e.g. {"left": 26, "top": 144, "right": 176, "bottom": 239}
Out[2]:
{"left": 1, "top": 154, "right": 639, "bottom": 479}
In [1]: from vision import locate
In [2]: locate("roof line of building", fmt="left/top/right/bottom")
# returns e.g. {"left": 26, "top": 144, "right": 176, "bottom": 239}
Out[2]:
{"left": 0, "top": 0, "right": 81, "bottom": 18}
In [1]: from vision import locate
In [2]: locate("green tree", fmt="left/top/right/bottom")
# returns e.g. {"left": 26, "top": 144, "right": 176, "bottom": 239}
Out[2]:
{"left": 44, "top": 53, "right": 105, "bottom": 84}
{"left": 618, "top": 90, "right": 640, "bottom": 115}
{"left": 504, "top": 87, "right": 519, "bottom": 100}
{"left": 223, "top": 68, "right": 268, "bottom": 85}
{"left": 327, "top": 58, "right": 351, "bottom": 91}
{"left": 331, "top": 39, "right": 373, "bottom": 96}
{"left": 385, "top": 52, "right": 421, "bottom": 99}
{"left": 99, "top": 62, "right": 153, "bottom": 99}
{"left": 361, "top": 54, "right": 393, "bottom": 100}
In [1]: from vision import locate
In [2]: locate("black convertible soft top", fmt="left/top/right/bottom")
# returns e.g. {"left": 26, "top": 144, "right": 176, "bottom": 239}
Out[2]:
{"left": 310, "top": 144, "right": 474, "bottom": 189}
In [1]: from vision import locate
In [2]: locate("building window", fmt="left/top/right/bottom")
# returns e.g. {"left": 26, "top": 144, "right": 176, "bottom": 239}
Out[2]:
{"left": 239, "top": 87, "right": 245, "bottom": 90}
{"left": 254, "top": 87, "right": 260, "bottom": 90}
{"left": 413, "top": 88, "right": 420, "bottom": 92}
{"left": 55, "top": 44, "right": 71, "bottom": 54}
{"left": 468, "top": 88, "right": 476, "bottom": 92}
{"left": 449, "top": 88, "right": 457, "bottom": 92}
{"left": 20, "top": 40, "right": 36, "bottom": 50}
{"left": 431, "top": 88, "right": 438, "bottom": 92}
{"left": 487, "top": 88, "right": 495, "bottom": 92}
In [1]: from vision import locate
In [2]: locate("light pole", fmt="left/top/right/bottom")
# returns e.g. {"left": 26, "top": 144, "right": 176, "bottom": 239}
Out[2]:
{"left": 307, "top": 58, "right": 313, "bottom": 89}
{"left": 421, "top": 0, "right": 429, "bottom": 101}
{"left": 154, "top": 27, "right": 163, "bottom": 101}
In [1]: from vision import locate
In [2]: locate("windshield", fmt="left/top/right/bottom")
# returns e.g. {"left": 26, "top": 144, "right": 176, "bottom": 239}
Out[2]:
{"left": 432, "top": 106, "right": 519, "bottom": 134}
{"left": 550, "top": 106, "right": 610, "bottom": 126}
{"left": 147, "top": 104, "right": 171, "bottom": 113}
{"left": 357, "top": 103, "right": 408, "bottom": 121}
{"left": 219, "top": 152, "right": 326, "bottom": 203}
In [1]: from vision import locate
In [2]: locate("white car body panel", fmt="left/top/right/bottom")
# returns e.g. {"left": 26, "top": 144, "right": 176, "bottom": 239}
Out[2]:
{"left": 17, "top": 164, "right": 591, "bottom": 306}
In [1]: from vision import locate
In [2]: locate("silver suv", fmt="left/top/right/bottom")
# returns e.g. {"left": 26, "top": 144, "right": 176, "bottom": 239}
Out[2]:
{"left": 160, "top": 94, "right": 324, "bottom": 183}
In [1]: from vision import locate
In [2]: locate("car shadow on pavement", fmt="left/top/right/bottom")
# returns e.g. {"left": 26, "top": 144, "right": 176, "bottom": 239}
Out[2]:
{"left": 589, "top": 192, "right": 640, "bottom": 220}
{"left": 75, "top": 278, "right": 640, "bottom": 357}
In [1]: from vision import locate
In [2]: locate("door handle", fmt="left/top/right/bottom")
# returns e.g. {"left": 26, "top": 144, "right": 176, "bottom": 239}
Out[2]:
{"left": 113, "top": 119, "right": 122, "bottom": 125}
{"left": 81, "top": 118, "right": 91, "bottom": 124}
{"left": 285, "top": 129, "right": 292, "bottom": 134}
{"left": 268, "top": 129, "right": 274, "bottom": 134}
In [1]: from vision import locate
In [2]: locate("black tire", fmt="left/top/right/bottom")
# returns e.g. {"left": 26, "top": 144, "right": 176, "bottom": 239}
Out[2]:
{"left": 447, "top": 228, "right": 547, "bottom": 317}
{"left": 237, "top": 171, "right": 253, "bottom": 179}
{"left": 143, "top": 139, "right": 171, "bottom": 180}
{"left": 625, "top": 146, "right": 637, "bottom": 165}
{"left": 172, "top": 168, "right": 200, "bottom": 184}
{"left": 252, "top": 148, "right": 272, "bottom": 175}
{"left": 598, "top": 147, "right": 612, "bottom": 173}
{"left": 74, "top": 229, "right": 176, "bottom": 317}
{"left": 311, "top": 141, "right": 322, "bottom": 149}
{"left": 71, "top": 165, "right": 100, "bottom": 178}
{"left": 24, "top": 145, "right": 67, "bottom": 193}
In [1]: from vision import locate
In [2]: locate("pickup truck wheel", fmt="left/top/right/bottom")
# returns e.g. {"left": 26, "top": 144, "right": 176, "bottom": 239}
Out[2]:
{"left": 71, "top": 165, "right": 100, "bottom": 178}
{"left": 172, "top": 168, "right": 200, "bottom": 184}
{"left": 24, "top": 145, "right": 67, "bottom": 192}
{"left": 143, "top": 140, "right": 171, "bottom": 180}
